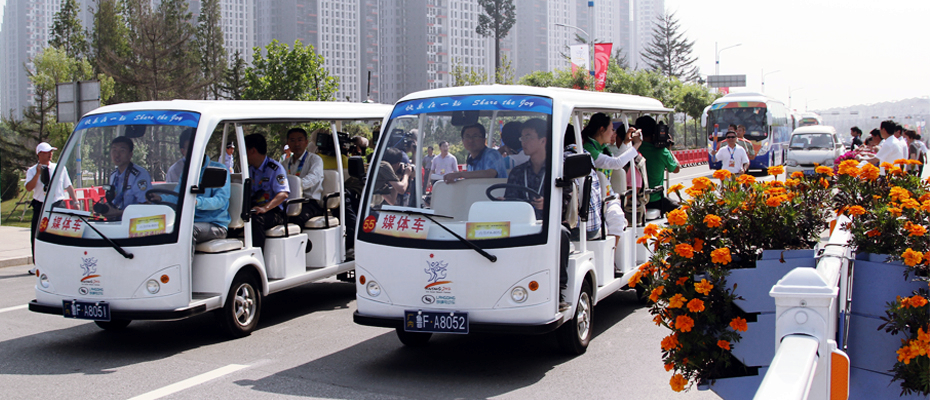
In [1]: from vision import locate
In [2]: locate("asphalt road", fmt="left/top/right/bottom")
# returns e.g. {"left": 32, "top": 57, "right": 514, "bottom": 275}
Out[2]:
{"left": 1, "top": 165, "right": 727, "bottom": 400}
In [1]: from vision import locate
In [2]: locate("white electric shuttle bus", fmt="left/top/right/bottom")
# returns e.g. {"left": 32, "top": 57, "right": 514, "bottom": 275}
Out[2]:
{"left": 353, "top": 85, "right": 672, "bottom": 354}
{"left": 28, "top": 100, "right": 391, "bottom": 337}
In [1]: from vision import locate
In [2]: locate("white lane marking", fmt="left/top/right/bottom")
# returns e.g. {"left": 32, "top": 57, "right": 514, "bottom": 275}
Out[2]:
{"left": 0, "top": 305, "right": 27, "bottom": 314}
{"left": 127, "top": 364, "right": 249, "bottom": 400}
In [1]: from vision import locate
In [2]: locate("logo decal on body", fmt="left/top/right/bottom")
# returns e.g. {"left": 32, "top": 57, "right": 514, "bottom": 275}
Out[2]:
{"left": 424, "top": 260, "right": 452, "bottom": 293}
{"left": 421, "top": 295, "right": 435, "bottom": 304}
{"left": 79, "top": 257, "right": 104, "bottom": 296}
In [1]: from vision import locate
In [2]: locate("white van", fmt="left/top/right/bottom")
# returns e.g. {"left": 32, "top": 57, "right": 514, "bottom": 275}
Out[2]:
{"left": 785, "top": 125, "right": 844, "bottom": 174}
{"left": 28, "top": 100, "right": 391, "bottom": 337}
{"left": 353, "top": 85, "right": 671, "bottom": 353}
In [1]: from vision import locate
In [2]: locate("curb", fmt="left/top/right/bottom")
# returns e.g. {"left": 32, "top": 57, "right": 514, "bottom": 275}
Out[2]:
{"left": 0, "top": 256, "right": 33, "bottom": 269}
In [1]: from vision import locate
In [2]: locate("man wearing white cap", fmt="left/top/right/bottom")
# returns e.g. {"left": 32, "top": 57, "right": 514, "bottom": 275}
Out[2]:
{"left": 25, "top": 142, "right": 76, "bottom": 274}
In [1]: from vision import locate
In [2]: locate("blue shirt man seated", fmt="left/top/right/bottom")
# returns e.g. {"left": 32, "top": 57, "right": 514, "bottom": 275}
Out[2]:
{"left": 101, "top": 136, "right": 152, "bottom": 220}
{"left": 149, "top": 155, "right": 231, "bottom": 244}
{"left": 244, "top": 133, "right": 290, "bottom": 249}
{"left": 442, "top": 123, "right": 508, "bottom": 183}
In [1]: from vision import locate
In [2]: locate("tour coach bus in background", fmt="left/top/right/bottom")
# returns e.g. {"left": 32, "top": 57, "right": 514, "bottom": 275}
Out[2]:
{"left": 352, "top": 85, "right": 672, "bottom": 354}
{"left": 28, "top": 100, "right": 391, "bottom": 337}
{"left": 702, "top": 92, "right": 792, "bottom": 172}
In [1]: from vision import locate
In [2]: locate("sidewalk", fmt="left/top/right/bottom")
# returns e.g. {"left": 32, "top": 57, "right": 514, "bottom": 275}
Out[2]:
{"left": 0, "top": 226, "right": 33, "bottom": 269}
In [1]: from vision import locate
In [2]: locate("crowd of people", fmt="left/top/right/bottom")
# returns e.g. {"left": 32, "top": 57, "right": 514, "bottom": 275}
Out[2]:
{"left": 851, "top": 120, "right": 927, "bottom": 175}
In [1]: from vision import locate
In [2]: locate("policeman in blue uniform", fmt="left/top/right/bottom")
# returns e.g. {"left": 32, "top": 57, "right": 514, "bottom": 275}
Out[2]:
{"left": 244, "top": 133, "right": 290, "bottom": 248}
{"left": 108, "top": 136, "right": 152, "bottom": 213}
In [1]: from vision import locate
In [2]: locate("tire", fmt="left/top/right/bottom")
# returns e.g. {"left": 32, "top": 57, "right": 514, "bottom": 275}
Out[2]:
{"left": 218, "top": 271, "right": 262, "bottom": 338}
{"left": 557, "top": 280, "right": 593, "bottom": 355}
{"left": 94, "top": 319, "right": 131, "bottom": 330}
{"left": 395, "top": 327, "right": 432, "bottom": 347}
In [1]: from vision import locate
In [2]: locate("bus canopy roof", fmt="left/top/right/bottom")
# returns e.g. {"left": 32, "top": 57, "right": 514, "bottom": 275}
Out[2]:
{"left": 395, "top": 85, "right": 673, "bottom": 115}
{"left": 82, "top": 100, "right": 394, "bottom": 123}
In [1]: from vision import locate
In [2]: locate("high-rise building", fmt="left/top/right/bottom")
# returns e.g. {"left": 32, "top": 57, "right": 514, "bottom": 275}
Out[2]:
{"left": 632, "top": 0, "right": 664, "bottom": 69}
{"left": 217, "top": 0, "right": 257, "bottom": 65}
{"left": 0, "top": 0, "right": 61, "bottom": 119}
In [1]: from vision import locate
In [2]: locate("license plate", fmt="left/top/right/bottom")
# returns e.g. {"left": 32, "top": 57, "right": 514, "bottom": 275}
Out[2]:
{"left": 62, "top": 300, "right": 110, "bottom": 321}
{"left": 803, "top": 169, "right": 816, "bottom": 175}
{"left": 404, "top": 310, "right": 468, "bottom": 334}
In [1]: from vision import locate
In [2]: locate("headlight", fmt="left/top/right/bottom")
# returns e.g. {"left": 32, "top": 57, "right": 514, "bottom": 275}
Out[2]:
{"left": 39, "top": 274, "right": 50, "bottom": 288}
{"left": 823, "top": 158, "right": 835, "bottom": 166}
{"left": 366, "top": 280, "right": 381, "bottom": 297}
{"left": 785, "top": 159, "right": 798, "bottom": 167}
{"left": 511, "top": 286, "right": 528, "bottom": 303}
{"left": 146, "top": 279, "right": 160, "bottom": 294}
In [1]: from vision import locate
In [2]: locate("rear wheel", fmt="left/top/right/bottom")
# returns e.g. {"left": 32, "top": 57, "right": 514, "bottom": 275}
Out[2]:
{"left": 557, "top": 280, "right": 593, "bottom": 355}
{"left": 218, "top": 271, "right": 262, "bottom": 338}
{"left": 395, "top": 327, "right": 432, "bottom": 347}
{"left": 94, "top": 319, "right": 131, "bottom": 331}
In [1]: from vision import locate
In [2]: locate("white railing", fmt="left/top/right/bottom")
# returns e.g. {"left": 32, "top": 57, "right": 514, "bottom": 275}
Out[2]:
{"left": 754, "top": 215, "right": 852, "bottom": 400}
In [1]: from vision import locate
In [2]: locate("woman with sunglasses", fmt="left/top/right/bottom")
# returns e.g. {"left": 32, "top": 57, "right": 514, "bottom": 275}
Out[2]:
{"left": 715, "top": 130, "right": 750, "bottom": 176}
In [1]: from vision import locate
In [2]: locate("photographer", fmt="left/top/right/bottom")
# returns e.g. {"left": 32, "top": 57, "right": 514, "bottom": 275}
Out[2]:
{"left": 636, "top": 116, "right": 680, "bottom": 214}
{"left": 373, "top": 148, "right": 414, "bottom": 206}
{"left": 25, "top": 142, "right": 76, "bottom": 271}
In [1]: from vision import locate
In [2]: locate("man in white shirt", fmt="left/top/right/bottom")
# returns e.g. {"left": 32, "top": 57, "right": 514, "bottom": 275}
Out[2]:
{"left": 714, "top": 131, "right": 749, "bottom": 175}
{"left": 858, "top": 121, "right": 905, "bottom": 169}
{"left": 25, "top": 142, "right": 76, "bottom": 273}
{"left": 429, "top": 141, "right": 458, "bottom": 181}
{"left": 284, "top": 127, "right": 325, "bottom": 227}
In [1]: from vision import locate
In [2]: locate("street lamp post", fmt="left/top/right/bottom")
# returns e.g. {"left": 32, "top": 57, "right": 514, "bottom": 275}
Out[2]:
{"left": 555, "top": 23, "right": 593, "bottom": 84}
{"left": 715, "top": 42, "right": 742, "bottom": 76}
{"left": 789, "top": 86, "right": 804, "bottom": 110}
{"left": 762, "top": 69, "right": 780, "bottom": 93}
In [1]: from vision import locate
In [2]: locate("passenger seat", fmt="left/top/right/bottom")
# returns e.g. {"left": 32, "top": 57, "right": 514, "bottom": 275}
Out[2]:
{"left": 195, "top": 182, "right": 244, "bottom": 253}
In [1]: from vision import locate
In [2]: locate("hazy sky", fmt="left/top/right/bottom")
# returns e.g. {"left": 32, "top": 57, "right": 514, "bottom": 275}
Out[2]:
{"left": 665, "top": 0, "right": 930, "bottom": 111}
{"left": 2, "top": 0, "right": 926, "bottom": 111}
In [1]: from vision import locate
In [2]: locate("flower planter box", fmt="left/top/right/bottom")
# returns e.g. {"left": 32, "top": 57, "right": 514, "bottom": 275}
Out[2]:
{"left": 850, "top": 253, "right": 925, "bottom": 318}
{"left": 849, "top": 367, "right": 928, "bottom": 400}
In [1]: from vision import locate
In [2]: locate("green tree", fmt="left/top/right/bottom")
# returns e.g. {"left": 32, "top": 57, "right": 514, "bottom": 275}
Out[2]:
{"left": 90, "top": 0, "right": 135, "bottom": 103}
{"left": 196, "top": 0, "right": 227, "bottom": 99}
{"left": 675, "top": 83, "right": 717, "bottom": 147}
{"left": 49, "top": 0, "right": 88, "bottom": 59}
{"left": 243, "top": 40, "right": 338, "bottom": 101}
{"left": 476, "top": 0, "right": 516, "bottom": 82}
{"left": 641, "top": 11, "right": 699, "bottom": 82}
{"left": 612, "top": 48, "right": 630, "bottom": 71}
{"left": 221, "top": 50, "right": 247, "bottom": 100}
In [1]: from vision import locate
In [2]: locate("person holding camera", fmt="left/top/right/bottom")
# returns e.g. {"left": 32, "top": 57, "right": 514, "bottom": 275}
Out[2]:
{"left": 25, "top": 142, "right": 76, "bottom": 272}
{"left": 637, "top": 116, "right": 680, "bottom": 214}
{"left": 373, "top": 148, "right": 414, "bottom": 206}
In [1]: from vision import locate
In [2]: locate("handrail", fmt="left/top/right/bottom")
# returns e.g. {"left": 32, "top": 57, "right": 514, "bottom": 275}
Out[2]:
{"left": 755, "top": 334, "right": 820, "bottom": 400}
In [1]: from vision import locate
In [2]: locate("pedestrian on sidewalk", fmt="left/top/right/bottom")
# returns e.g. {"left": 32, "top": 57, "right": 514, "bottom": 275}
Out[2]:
{"left": 24, "top": 142, "right": 76, "bottom": 274}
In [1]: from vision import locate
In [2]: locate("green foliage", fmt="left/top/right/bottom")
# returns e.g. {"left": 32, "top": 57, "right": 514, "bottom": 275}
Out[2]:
{"left": 49, "top": 0, "right": 88, "bottom": 59}
{"left": 476, "top": 0, "right": 516, "bottom": 81}
{"left": 90, "top": 0, "right": 135, "bottom": 103}
{"left": 221, "top": 50, "right": 247, "bottom": 100}
{"left": 641, "top": 11, "right": 699, "bottom": 82}
{"left": 243, "top": 40, "right": 338, "bottom": 101}
{"left": 450, "top": 58, "right": 489, "bottom": 87}
{"left": 196, "top": 0, "right": 227, "bottom": 100}
{"left": 879, "top": 289, "right": 930, "bottom": 397}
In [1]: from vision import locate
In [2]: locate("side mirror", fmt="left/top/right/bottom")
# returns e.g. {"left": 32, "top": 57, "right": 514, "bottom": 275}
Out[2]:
{"left": 563, "top": 153, "right": 593, "bottom": 181}
{"left": 192, "top": 167, "right": 227, "bottom": 193}
{"left": 348, "top": 156, "right": 365, "bottom": 179}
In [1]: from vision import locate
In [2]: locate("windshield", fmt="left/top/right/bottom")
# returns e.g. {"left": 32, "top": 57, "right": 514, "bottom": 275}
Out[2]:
{"left": 790, "top": 133, "right": 835, "bottom": 150}
{"left": 358, "top": 94, "right": 554, "bottom": 248}
{"left": 37, "top": 110, "right": 199, "bottom": 245}
{"left": 706, "top": 106, "right": 768, "bottom": 141}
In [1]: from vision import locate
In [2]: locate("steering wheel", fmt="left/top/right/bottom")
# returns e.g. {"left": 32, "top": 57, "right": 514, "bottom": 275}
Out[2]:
{"left": 485, "top": 183, "right": 542, "bottom": 202}
{"left": 145, "top": 188, "right": 181, "bottom": 210}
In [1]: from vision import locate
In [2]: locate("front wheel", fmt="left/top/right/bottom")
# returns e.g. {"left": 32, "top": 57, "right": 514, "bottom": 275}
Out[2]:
{"left": 218, "top": 272, "right": 262, "bottom": 338}
{"left": 395, "top": 327, "right": 432, "bottom": 347}
{"left": 557, "top": 280, "right": 593, "bottom": 355}
{"left": 94, "top": 319, "right": 131, "bottom": 331}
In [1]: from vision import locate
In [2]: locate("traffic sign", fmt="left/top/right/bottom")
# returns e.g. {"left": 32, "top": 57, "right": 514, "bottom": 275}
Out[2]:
{"left": 707, "top": 75, "right": 746, "bottom": 88}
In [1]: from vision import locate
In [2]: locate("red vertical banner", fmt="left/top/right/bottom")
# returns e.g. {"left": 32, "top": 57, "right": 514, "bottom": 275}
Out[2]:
{"left": 594, "top": 43, "right": 612, "bottom": 91}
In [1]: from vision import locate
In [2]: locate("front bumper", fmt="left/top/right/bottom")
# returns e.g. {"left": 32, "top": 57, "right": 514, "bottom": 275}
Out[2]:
{"left": 29, "top": 299, "right": 208, "bottom": 321}
{"left": 353, "top": 310, "right": 564, "bottom": 335}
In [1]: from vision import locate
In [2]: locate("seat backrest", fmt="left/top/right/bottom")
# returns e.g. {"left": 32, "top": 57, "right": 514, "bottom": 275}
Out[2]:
{"left": 431, "top": 178, "right": 507, "bottom": 221}
{"left": 228, "top": 182, "right": 244, "bottom": 229}
{"left": 321, "top": 170, "right": 343, "bottom": 208}
{"left": 286, "top": 175, "right": 302, "bottom": 216}
{"left": 468, "top": 201, "right": 537, "bottom": 225}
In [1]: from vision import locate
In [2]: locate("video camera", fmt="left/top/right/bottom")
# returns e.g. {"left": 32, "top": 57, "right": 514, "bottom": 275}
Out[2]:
{"left": 316, "top": 130, "right": 351, "bottom": 157}
{"left": 388, "top": 128, "right": 416, "bottom": 150}
{"left": 653, "top": 122, "right": 675, "bottom": 149}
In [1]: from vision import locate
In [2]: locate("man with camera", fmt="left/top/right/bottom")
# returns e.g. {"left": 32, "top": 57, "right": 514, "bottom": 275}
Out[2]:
{"left": 373, "top": 148, "right": 414, "bottom": 206}
{"left": 636, "top": 116, "right": 681, "bottom": 214}
{"left": 25, "top": 142, "right": 76, "bottom": 272}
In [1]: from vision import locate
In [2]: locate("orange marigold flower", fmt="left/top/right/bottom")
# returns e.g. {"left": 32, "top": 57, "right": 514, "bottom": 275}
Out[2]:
{"left": 675, "top": 315, "right": 695, "bottom": 332}
{"left": 908, "top": 295, "right": 929, "bottom": 308}
{"left": 815, "top": 166, "right": 834, "bottom": 176}
{"left": 692, "top": 176, "right": 713, "bottom": 191}
{"left": 838, "top": 159, "right": 861, "bottom": 176}
{"left": 667, "top": 208, "right": 688, "bottom": 226}
{"left": 637, "top": 236, "right": 650, "bottom": 244}
{"left": 711, "top": 248, "right": 732, "bottom": 265}
{"left": 765, "top": 195, "right": 786, "bottom": 207}
{"left": 661, "top": 333, "right": 680, "bottom": 351}
{"left": 819, "top": 178, "right": 830, "bottom": 189}
{"left": 881, "top": 162, "right": 894, "bottom": 170}
{"left": 694, "top": 279, "right": 714, "bottom": 295}
{"left": 653, "top": 314, "right": 664, "bottom": 326}
{"left": 919, "top": 327, "right": 930, "bottom": 344}
{"left": 717, "top": 340, "right": 731, "bottom": 350}
{"left": 730, "top": 316, "right": 749, "bottom": 332}
{"left": 704, "top": 214, "right": 722, "bottom": 228}
{"left": 888, "top": 207, "right": 903, "bottom": 217}
{"left": 628, "top": 270, "right": 643, "bottom": 287}
{"left": 713, "top": 169, "right": 732, "bottom": 180}
{"left": 860, "top": 163, "right": 880, "bottom": 180}
{"left": 668, "top": 183, "right": 685, "bottom": 193}
{"left": 902, "top": 198, "right": 921, "bottom": 210}
{"left": 736, "top": 174, "right": 756, "bottom": 185}
{"left": 668, "top": 293, "right": 686, "bottom": 309}
{"left": 890, "top": 186, "right": 911, "bottom": 202}
{"left": 657, "top": 229, "right": 674, "bottom": 243}
{"left": 866, "top": 229, "right": 881, "bottom": 237}
{"left": 670, "top": 374, "right": 688, "bottom": 392}
{"left": 650, "top": 286, "right": 665, "bottom": 303}
{"left": 767, "top": 165, "right": 785, "bottom": 175}
{"left": 791, "top": 171, "right": 804, "bottom": 179}
{"left": 784, "top": 178, "right": 800, "bottom": 187}
{"left": 908, "top": 224, "right": 927, "bottom": 237}
{"left": 676, "top": 277, "right": 689, "bottom": 286}
{"left": 664, "top": 363, "right": 674, "bottom": 372}
{"left": 894, "top": 159, "right": 910, "bottom": 165}
{"left": 687, "top": 298, "right": 705, "bottom": 313}
{"left": 902, "top": 248, "right": 923, "bottom": 267}
{"left": 644, "top": 223, "right": 661, "bottom": 237}
{"left": 693, "top": 238, "right": 704, "bottom": 253}
{"left": 847, "top": 205, "right": 867, "bottom": 216}
{"left": 675, "top": 243, "right": 695, "bottom": 258}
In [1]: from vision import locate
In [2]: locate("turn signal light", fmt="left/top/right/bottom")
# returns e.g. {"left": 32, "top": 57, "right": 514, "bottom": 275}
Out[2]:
{"left": 359, "top": 275, "right": 366, "bottom": 285}
{"left": 528, "top": 281, "right": 539, "bottom": 291}
{"left": 160, "top": 275, "right": 170, "bottom": 284}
